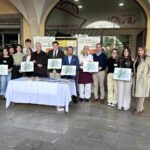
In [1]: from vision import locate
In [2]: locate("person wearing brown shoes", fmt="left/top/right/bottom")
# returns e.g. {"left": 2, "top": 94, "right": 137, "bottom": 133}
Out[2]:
{"left": 92, "top": 43, "right": 107, "bottom": 103}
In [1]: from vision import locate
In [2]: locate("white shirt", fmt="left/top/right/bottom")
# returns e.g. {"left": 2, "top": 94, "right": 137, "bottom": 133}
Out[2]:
{"left": 68, "top": 55, "right": 72, "bottom": 64}
{"left": 53, "top": 49, "right": 58, "bottom": 57}
{"left": 96, "top": 51, "right": 102, "bottom": 56}
{"left": 79, "top": 54, "right": 93, "bottom": 69}
{"left": 26, "top": 56, "right": 31, "bottom": 62}
{"left": 23, "top": 47, "right": 35, "bottom": 55}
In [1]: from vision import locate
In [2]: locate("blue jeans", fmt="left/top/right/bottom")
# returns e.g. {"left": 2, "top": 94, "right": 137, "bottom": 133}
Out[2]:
{"left": 0, "top": 72, "right": 11, "bottom": 96}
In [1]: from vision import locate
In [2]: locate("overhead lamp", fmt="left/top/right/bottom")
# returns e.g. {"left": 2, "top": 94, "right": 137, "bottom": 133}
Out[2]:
{"left": 119, "top": 3, "right": 124, "bottom": 6}
{"left": 78, "top": 5, "right": 83, "bottom": 9}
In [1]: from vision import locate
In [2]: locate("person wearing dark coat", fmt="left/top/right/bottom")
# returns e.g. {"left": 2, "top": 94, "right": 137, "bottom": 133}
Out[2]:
{"left": 22, "top": 47, "right": 33, "bottom": 77}
{"left": 31, "top": 43, "right": 48, "bottom": 77}
{"left": 47, "top": 41, "right": 64, "bottom": 78}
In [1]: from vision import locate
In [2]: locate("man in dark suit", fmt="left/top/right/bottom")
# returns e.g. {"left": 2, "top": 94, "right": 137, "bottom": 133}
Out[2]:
{"left": 47, "top": 41, "right": 64, "bottom": 78}
{"left": 31, "top": 42, "right": 48, "bottom": 77}
{"left": 62, "top": 46, "right": 79, "bottom": 103}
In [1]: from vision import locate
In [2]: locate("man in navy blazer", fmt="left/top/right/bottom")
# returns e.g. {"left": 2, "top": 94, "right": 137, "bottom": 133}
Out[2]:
{"left": 62, "top": 46, "right": 79, "bottom": 80}
{"left": 62, "top": 46, "right": 79, "bottom": 103}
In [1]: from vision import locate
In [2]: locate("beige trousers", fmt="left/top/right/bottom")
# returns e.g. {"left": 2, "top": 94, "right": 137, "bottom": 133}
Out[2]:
{"left": 107, "top": 73, "right": 117, "bottom": 104}
{"left": 136, "top": 97, "right": 145, "bottom": 112}
{"left": 49, "top": 70, "right": 61, "bottom": 79}
{"left": 117, "top": 80, "right": 132, "bottom": 110}
{"left": 92, "top": 71, "right": 105, "bottom": 99}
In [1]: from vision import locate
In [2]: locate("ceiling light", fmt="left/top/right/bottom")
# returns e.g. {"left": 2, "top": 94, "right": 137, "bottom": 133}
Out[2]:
{"left": 119, "top": 3, "right": 124, "bottom": 6}
{"left": 78, "top": 5, "right": 83, "bottom": 9}
{"left": 74, "top": 0, "right": 79, "bottom": 2}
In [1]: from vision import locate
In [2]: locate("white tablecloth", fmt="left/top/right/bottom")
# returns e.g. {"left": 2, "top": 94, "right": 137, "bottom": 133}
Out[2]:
{"left": 5, "top": 78, "right": 77, "bottom": 112}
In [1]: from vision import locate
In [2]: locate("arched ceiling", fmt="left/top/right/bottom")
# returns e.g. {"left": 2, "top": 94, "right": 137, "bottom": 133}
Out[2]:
{"left": 8, "top": 0, "right": 150, "bottom": 36}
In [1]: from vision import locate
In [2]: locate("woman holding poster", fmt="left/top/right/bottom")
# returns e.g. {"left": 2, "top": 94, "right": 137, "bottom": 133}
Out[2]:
{"left": 117, "top": 48, "right": 134, "bottom": 111}
{"left": 0, "top": 48, "right": 14, "bottom": 100}
{"left": 21, "top": 48, "right": 33, "bottom": 77}
{"left": 78, "top": 46, "right": 93, "bottom": 102}
{"left": 107, "top": 49, "right": 119, "bottom": 107}
{"left": 133, "top": 47, "right": 150, "bottom": 115}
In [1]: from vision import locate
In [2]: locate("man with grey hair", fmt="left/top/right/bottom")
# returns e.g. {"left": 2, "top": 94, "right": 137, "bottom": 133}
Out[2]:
{"left": 31, "top": 42, "right": 48, "bottom": 77}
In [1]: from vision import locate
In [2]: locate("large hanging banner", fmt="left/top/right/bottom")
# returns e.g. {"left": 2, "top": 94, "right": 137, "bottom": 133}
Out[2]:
{"left": 33, "top": 36, "right": 100, "bottom": 56}
{"left": 78, "top": 36, "right": 100, "bottom": 56}
{"left": 33, "top": 36, "right": 55, "bottom": 53}
{"left": 33, "top": 36, "right": 78, "bottom": 55}
{"left": 56, "top": 37, "right": 78, "bottom": 55}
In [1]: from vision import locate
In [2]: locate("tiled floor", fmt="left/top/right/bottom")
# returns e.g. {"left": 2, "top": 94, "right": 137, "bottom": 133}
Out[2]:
{"left": 0, "top": 98, "right": 150, "bottom": 150}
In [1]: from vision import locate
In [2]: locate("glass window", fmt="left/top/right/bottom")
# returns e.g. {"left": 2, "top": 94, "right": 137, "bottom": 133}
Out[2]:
{"left": 102, "top": 35, "right": 130, "bottom": 57}
{"left": 4, "top": 34, "right": 18, "bottom": 47}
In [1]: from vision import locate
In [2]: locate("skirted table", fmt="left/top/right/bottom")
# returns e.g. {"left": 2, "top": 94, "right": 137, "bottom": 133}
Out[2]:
{"left": 5, "top": 77, "right": 77, "bottom": 112}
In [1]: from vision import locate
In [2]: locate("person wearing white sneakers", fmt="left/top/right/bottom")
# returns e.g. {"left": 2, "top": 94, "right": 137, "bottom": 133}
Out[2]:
{"left": 117, "top": 48, "right": 134, "bottom": 111}
{"left": 107, "top": 49, "right": 119, "bottom": 107}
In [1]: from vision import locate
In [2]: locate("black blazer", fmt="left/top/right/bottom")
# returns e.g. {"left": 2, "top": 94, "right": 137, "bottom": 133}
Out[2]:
{"left": 47, "top": 49, "right": 64, "bottom": 73}
{"left": 22, "top": 55, "right": 31, "bottom": 62}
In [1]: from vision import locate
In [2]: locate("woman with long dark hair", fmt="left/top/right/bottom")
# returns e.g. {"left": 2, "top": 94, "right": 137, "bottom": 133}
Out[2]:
{"left": 22, "top": 47, "right": 33, "bottom": 77}
{"left": 133, "top": 47, "right": 150, "bottom": 115}
{"left": 117, "top": 48, "right": 134, "bottom": 110}
{"left": 0, "top": 48, "right": 14, "bottom": 99}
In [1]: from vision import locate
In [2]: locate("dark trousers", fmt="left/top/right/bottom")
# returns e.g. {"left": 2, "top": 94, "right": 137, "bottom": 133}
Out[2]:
{"left": 12, "top": 66, "right": 23, "bottom": 79}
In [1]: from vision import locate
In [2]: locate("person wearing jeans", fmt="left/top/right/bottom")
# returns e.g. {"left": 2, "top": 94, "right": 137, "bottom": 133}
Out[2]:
{"left": 0, "top": 48, "right": 14, "bottom": 99}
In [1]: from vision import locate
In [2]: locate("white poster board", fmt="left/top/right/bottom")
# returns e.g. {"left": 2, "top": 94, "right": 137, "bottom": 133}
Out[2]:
{"left": 113, "top": 68, "right": 132, "bottom": 81}
{"left": 33, "top": 36, "right": 55, "bottom": 52}
{"left": 78, "top": 36, "right": 100, "bottom": 55}
{"left": 21, "top": 62, "right": 34, "bottom": 72}
{"left": 61, "top": 65, "right": 76, "bottom": 76}
{"left": 47, "top": 59, "right": 62, "bottom": 69}
{"left": 0, "top": 65, "right": 8, "bottom": 75}
{"left": 83, "top": 62, "right": 99, "bottom": 73}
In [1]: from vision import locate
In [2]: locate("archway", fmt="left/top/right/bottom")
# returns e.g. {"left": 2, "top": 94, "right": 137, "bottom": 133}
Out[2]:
{"left": 44, "top": 0, "right": 148, "bottom": 56}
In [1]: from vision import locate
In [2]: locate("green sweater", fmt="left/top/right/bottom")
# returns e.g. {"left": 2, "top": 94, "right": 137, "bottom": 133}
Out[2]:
{"left": 13, "top": 53, "right": 24, "bottom": 65}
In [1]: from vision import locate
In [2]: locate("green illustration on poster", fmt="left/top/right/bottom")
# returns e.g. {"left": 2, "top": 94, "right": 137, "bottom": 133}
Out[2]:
{"left": 113, "top": 68, "right": 132, "bottom": 81}
{"left": 61, "top": 65, "right": 76, "bottom": 76}
{"left": 21, "top": 62, "right": 34, "bottom": 72}
{"left": 83, "top": 62, "right": 99, "bottom": 73}
{"left": 47, "top": 59, "right": 62, "bottom": 69}
{"left": 0, "top": 65, "right": 8, "bottom": 75}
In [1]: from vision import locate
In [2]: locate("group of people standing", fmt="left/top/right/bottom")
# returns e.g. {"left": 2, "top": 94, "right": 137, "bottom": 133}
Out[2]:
{"left": 0, "top": 39, "right": 150, "bottom": 115}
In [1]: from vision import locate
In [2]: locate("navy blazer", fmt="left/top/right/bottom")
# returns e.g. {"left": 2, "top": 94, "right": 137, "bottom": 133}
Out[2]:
{"left": 62, "top": 55, "right": 79, "bottom": 70}
{"left": 62, "top": 55, "right": 79, "bottom": 80}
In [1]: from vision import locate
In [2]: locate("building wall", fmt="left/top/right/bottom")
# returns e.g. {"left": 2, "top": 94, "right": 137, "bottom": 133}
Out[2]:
{"left": 0, "top": 0, "right": 19, "bottom": 14}
{"left": 0, "top": 0, "right": 149, "bottom": 55}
